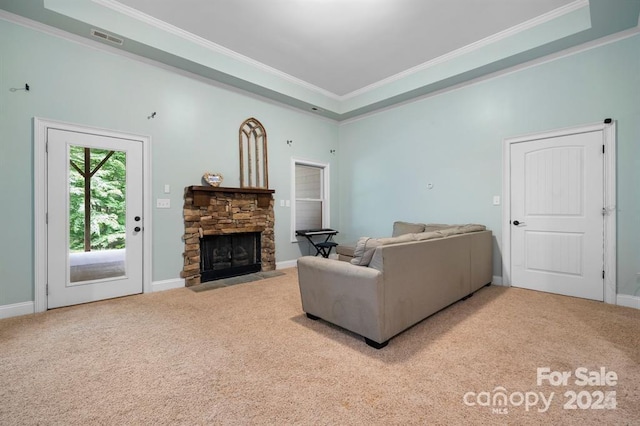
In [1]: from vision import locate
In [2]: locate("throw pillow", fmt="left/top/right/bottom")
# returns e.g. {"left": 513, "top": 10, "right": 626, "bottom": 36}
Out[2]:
{"left": 350, "top": 237, "right": 382, "bottom": 266}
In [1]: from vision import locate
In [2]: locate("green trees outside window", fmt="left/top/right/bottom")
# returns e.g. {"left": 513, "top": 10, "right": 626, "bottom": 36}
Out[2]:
{"left": 69, "top": 146, "right": 127, "bottom": 252}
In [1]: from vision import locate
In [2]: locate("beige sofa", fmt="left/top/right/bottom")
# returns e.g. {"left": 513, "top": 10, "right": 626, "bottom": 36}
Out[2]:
{"left": 297, "top": 223, "right": 492, "bottom": 348}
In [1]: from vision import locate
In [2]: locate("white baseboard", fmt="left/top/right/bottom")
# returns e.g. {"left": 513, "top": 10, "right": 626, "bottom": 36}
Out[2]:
{"left": 276, "top": 259, "right": 297, "bottom": 270}
{"left": 491, "top": 276, "right": 505, "bottom": 286}
{"left": 151, "top": 278, "right": 185, "bottom": 292}
{"left": 0, "top": 301, "right": 35, "bottom": 319}
{"left": 616, "top": 294, "right": 640, "bottom": 310}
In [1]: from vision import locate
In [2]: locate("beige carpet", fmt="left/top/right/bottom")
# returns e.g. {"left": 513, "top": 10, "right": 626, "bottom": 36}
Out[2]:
{"left": 1, "top": 268, "right": 638, "bottom": 425}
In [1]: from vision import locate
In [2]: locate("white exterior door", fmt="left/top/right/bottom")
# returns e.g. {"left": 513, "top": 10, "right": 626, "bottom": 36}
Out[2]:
{"left": 510, "top": 130, "right": 604, "bottom": 301}
{"left": 47, "top": 128, "right": 144, "bottom": 308}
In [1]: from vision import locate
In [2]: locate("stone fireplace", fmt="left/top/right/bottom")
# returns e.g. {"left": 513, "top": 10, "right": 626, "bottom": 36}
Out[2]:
{"left": 181, "top": 186, "right": 275, "bottom": 287}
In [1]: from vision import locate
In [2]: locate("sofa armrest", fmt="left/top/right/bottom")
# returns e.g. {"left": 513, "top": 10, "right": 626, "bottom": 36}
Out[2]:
{"left": 297, "top": 256, "right": 385, "bottom": 342}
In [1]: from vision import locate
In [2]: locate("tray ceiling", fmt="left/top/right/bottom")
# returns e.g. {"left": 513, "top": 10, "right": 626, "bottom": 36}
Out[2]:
{"left": 115, "top": 0, "right": 575, "bottom": 96}
{"left": 1, "top": 0, "right": 639, "bottom": 120}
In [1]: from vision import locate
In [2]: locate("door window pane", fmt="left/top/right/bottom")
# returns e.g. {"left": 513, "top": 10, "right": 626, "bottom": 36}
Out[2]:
{"left": 68, "top": 146, "right": 127, "bottom": 283}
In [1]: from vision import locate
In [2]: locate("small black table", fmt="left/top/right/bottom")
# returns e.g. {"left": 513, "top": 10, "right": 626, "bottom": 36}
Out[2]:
{"left": 295, "top": 228, "right": 339, "bottom": 258}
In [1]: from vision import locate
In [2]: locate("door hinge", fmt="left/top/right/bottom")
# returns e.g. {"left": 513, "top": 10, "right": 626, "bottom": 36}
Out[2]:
{"left": 602, "top": 145, "right": 605, "bottom": 154}
{"left": 46, "top": 212, "right": 48, "bottom": 224}
{"left": 602, "top": 270, "right": 605, "bottom": 279}
{"left": 46, "top": 284, "right": 49, "bottom": 296}
{"left": 45, "top": 142, "right": 48, "bottom": 153}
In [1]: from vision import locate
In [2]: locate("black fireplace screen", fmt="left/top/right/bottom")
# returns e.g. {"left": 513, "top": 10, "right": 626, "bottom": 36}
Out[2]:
{"left": 200, "top": 232, "right": 261, "bottom": 282}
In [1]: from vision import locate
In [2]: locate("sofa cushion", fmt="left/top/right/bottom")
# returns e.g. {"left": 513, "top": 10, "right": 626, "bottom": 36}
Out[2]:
{"left": 436, "top": 224, "right": 487, "bottom": 237}
{"left": 350, "top": 237, "right": 382, "bottom": 266}
{"left": 423, "top": 223, "right": 453, "bottom": 232}
{"left": 392, "top": 221, "right": 425, "bottom": 237}
{"left": 336, "top": 243, "right": 356, "bottom": 257}
{"left": 413, "top": 231, "right": 442, "bottom": 241}
{"left": 457, "top": 224, "right": 486, "bottom": 233}
{"left": 377, "top": 233, "right": 416, "bottom": 245}
{"left": 336, "top": 243, "right": 356, "bottom": 262}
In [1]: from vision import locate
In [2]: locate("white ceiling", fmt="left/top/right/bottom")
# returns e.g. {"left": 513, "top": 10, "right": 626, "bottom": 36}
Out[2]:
{"left": 116, "top": 0, "right": 575, "bottom": 97}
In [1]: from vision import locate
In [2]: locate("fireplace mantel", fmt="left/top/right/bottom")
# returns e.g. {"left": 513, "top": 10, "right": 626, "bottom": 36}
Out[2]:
{"left": 189, "top": 186, "right": 275, "bottom": 208}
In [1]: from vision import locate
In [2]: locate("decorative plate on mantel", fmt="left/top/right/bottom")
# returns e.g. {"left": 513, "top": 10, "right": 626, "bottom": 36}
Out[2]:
{"left": 203, "top": 172, "right": 223, "bottom": 187}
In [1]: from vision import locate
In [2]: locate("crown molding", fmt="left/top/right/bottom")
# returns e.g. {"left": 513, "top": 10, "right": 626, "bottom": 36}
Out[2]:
{"left": 4, "top": 0, "right": 636, "bottom": 122}
{"left": 339, "top": 25, "right": 640, "bottom": 125}
{"left": 339, "top": 0, "right": 589, "bottom": 100}
{"left": 92, "top": 0, "right": 341, "bottom": 100}
{"left": 94, "top": 0, "right": 590, "bottom": 104}
{"left": 0, "top": 8, "right": 340, "bottom": 123}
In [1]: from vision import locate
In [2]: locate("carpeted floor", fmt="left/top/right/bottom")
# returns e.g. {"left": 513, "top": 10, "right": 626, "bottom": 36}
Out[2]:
{"left": 0, "top": 268, "right": 638, "bottom": 425}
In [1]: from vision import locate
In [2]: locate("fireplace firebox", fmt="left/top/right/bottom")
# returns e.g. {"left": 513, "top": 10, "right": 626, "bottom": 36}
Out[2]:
{"left": 200, "top": 232, "right": 261, "bottom": 282}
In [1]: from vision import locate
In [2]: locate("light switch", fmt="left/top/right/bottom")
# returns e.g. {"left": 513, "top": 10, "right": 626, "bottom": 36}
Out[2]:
{"left": 285, "top": 200, "right": 290, "bottom": 207}
{"left": 164, "top": 184, "right": 170, "bottom": 194}
{"left": 280, "top": 200, "right": 285, "bottom": 207}
{"left": 493, "top": 196, "right": 501, "bottom": 206}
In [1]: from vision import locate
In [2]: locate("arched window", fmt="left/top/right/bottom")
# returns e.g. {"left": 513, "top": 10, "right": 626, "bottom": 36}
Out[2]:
{"left": 239, "top": 118, "right": 268, "bottom": 188}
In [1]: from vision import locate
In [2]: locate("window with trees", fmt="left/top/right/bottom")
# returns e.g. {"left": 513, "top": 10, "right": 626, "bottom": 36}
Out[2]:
{"left": 69, "top": 146, "right": 127, "bottom": 252}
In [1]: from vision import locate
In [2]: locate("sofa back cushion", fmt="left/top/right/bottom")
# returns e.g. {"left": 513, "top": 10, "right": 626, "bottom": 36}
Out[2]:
{"left": 413, "top": 231, "right": 442, "bottom": 241}
{"left": 423, "top": 223, "right": 453, "bottom": 232}
{"left": 377, "top": 234, "right": 416, "bottom": 245}
{"left": 392, "top": 221, "right": 425, "bottom": 237}
{"left": 350, "top": 237, "right": 382, "bottom": 266}
{"left": 350, "top": 233, "right": 417, "bottom": 266}
{"left": 435, "top": 224, "right": 486, "bottom": 237}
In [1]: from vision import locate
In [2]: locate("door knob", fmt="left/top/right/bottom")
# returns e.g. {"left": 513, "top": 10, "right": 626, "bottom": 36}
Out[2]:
{"left": 134, "top": 216, "right": 141, "bottom": 221}
{"left": 134, "top": 226, "right": 141, "bottom": 232}
{"left": 513, "top": 220, "right": 525, "bottom": 226}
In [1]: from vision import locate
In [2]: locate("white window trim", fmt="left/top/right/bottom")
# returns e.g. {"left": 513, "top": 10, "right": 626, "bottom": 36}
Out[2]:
{"left": 290, "top": 158, "right": 330, "bottom": 242}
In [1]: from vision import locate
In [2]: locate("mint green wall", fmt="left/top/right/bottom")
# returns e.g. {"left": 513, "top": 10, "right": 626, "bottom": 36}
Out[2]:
{"left": 339, "top": 34, "right": 640, "bottom": 297}
{"left": 0, "top": 19, "right": 338, "bottom": 305}
{"left": 1, "top": 17, "right": 638, "bottom": 307}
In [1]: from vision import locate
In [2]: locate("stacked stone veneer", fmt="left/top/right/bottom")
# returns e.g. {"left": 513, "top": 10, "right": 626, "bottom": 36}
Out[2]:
{"left": 182, "top": 186, "right": 275, "bottom": 287}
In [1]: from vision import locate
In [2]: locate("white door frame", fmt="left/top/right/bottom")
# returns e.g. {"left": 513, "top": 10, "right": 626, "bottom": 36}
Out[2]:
{"left": 33, "top": 117, "right": 152, "bottom": 312}
{"left": 501, "top": 121, "right": 616, "bottom": 304}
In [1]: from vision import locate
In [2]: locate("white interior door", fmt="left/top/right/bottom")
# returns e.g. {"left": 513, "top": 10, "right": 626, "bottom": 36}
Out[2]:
{"left": 47, "top": 128, "right": 144, "bottom": 309}
{"left": 510, "top": 130, "right": 604, "bottom": 301}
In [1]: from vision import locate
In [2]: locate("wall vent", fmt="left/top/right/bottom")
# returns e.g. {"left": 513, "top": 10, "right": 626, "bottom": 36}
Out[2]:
{"left": 91, "top": 29, "right": 124, "bottom": 46}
